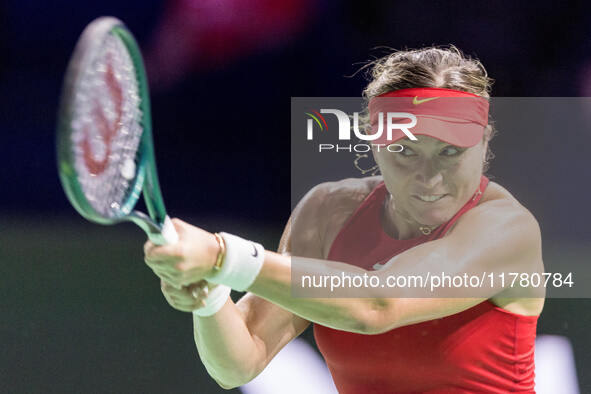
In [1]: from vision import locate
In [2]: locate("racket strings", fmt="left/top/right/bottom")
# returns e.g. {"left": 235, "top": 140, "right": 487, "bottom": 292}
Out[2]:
{"left": 71, "top": 34, "right": 143, "bottom": 218}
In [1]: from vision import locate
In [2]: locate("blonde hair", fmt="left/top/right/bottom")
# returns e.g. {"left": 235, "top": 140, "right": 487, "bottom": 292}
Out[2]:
{"left": 363, "top": 45, "right": 493, "bottom": 99}
{"left": 358, "top": 45, "right": 496, "bottom": 173}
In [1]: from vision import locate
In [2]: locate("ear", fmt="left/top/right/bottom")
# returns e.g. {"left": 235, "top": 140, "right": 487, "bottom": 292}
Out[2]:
{"left": 482, "top": 125, "right": 492, "bottom": 161}
{"left": 484, "top": 125, "right": 493, "bottom": 141}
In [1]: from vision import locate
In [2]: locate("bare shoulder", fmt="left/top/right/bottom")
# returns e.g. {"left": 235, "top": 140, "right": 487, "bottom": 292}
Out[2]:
{"left": 480, "top": 180, "right": 523, "bottom": 205}
{"left": 291, "top": 177, "right": 383, "bottom": 258}
{"left": 303, "top": 176, "right": 383, "bottom": 211}
{"left": 472, "top": 180, "right": 540, "bottom": 227}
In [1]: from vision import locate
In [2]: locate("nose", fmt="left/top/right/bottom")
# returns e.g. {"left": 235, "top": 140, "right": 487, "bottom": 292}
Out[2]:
{"left": 414, "top": 159, "right": 443, "bottom": 188}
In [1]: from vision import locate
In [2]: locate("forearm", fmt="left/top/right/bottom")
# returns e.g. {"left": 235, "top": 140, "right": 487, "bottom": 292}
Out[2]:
{"left": 248, "top": 251, "right": 392, "bottom": 334}
{"left": 193, "top": 298, "right": 264, "bottom": 388}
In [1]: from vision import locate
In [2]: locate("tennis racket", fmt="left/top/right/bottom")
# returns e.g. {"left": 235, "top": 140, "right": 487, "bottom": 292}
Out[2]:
{"left": 57, "top": 17, "right": 178, "bottom": 245}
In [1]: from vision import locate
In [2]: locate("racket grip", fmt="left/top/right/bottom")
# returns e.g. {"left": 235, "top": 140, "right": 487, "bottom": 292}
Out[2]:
{"left": 149, "top": 216, "right": 179, "bottom": 245}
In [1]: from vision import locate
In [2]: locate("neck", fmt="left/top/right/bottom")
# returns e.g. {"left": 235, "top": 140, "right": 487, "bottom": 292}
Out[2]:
{"left": 382, "top": 194, "right": 436, "bottom": 240}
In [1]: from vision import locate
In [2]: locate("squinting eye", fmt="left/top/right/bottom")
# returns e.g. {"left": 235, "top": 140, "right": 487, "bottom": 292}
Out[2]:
{"left": 440, "top": 146, "right": 462, "bottom": 156}
{"left": 400, "top": 146, "right": 416, "bottom": 156}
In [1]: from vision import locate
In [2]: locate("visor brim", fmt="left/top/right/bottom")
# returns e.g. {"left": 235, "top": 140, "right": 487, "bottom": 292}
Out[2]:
{"left": 371, "top": 116, "right": 485, "bottom": 148}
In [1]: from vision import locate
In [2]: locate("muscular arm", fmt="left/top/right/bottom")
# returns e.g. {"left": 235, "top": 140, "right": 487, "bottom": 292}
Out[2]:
{"left": 190, "top": 180, "right": 362, "bottom": 388}
{"left": 149, "top": 179, "right": 541, "bottom": 384}
{"left": 246, "top": 184, "right": 543, "bottom": 335}
{"left": 192, "top": 217, "right": 310, "bottom": 389}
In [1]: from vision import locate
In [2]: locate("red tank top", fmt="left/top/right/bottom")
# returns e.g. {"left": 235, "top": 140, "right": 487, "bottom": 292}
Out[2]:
{"left": 313, "top": 176, "right": 538, "bottom": 393}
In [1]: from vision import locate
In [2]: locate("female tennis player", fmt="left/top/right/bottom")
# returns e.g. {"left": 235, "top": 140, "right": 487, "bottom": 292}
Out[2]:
{"left": 144, "top": 46, "right": 544, "bottom": 393}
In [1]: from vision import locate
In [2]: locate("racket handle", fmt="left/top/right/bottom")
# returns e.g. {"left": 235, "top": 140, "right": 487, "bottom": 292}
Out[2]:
{"left": 149, "top": 216, "right": 179, "bottom": 245}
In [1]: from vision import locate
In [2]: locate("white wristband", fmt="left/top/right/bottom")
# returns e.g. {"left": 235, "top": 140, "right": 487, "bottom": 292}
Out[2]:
{"left": 192, "top": 284, "right": 231, "bottom": 317}
{"left": 206, "top": 232, "right": 265, "bottom": 291}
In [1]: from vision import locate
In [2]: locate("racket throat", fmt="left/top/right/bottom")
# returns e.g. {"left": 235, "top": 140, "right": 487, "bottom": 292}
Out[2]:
{"left": 128, "top": 211, "right": 167, "bottom": 244}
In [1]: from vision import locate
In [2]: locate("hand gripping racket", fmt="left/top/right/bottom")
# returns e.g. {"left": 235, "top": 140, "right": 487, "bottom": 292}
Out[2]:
{"left": 57, "top": 17, "right": 178, "bottom": 245}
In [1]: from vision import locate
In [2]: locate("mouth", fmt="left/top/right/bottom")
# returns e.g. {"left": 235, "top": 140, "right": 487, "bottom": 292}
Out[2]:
{"left": 413, "top": 194, "right": 448, "bottom": 203}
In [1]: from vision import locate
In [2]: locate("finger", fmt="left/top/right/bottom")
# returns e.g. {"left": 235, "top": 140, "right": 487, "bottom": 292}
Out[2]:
{"left": 144, "top": 242, "right": 183, "bottom": 262}
{"left": 190, "top": 286, "right": 207, "bottom": 300}
{"left": 161, "top": 278, "right": 178, "bottom": 293}
{"left": 194, "top": 299, "right": 207, "bottom": 309}
{"left": 162, "top": 290, "right": 177, "bottom": 305}
{"left": 144, "top": 256, "right": 160, "bottom": 269}
{"left": 156, "top": 268, "right": 205, "bottom": 292}
{"left": 163, "top": 280, "right": 197, "bottom": 298}
{"left": 161, "top": 281, "right": 180, "bottom": 302}
{"left": 166, "top": 299, "right": 196, "bottom": 313}
{"left": 187, "top": 280, "right": 208, "bottom": 299}
{"left": 171, "top": 218, "right": 213, "bottom": 242}
{"left": 163, "top": 286, "right": 185, "bottom": 301}
{"left": 168, "top": 294, "right": 204, "bottom": 311}
{"left": 158, "top": 272, "right": 183, "bottom": 290}
{"left": 163, "top": 288, "right": 206, "bottom": 312}
{"left": 143, "top": 240, "right": 156, "bottom": 257}
{"left": 147, "top": 257, "right": 185, "bottom": 282}
{"left": 150, "top": 262, "right": 178, "bottom": 278}
{"left": 151, "top": 264, "right": 174, "bottom": 279}
{"left": 190, "top": 286, "right": 208, "bottom": 300}
{"left": 161, "top": 289, "right": 198, "bottom": 311}
{"left": 171, "top": 218, "right": 189, "bottom": 234}
{"left": 161, "top": 285, "right": 177, "bottom": 305}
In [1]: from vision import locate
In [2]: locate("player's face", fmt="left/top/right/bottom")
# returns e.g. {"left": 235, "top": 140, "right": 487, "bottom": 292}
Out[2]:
{"left": 373, "top": 135, "right": 487, "bottom": 228}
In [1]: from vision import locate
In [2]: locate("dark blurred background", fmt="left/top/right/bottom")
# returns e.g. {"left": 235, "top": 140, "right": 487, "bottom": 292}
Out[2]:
{"left": 1, "top": 0, "right": 590, "bottom": 393}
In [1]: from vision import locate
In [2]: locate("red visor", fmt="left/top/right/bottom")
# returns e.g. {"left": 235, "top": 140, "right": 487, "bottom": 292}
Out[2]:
{"left": 368, "top": 87, "right": 489, "bottom": 147}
